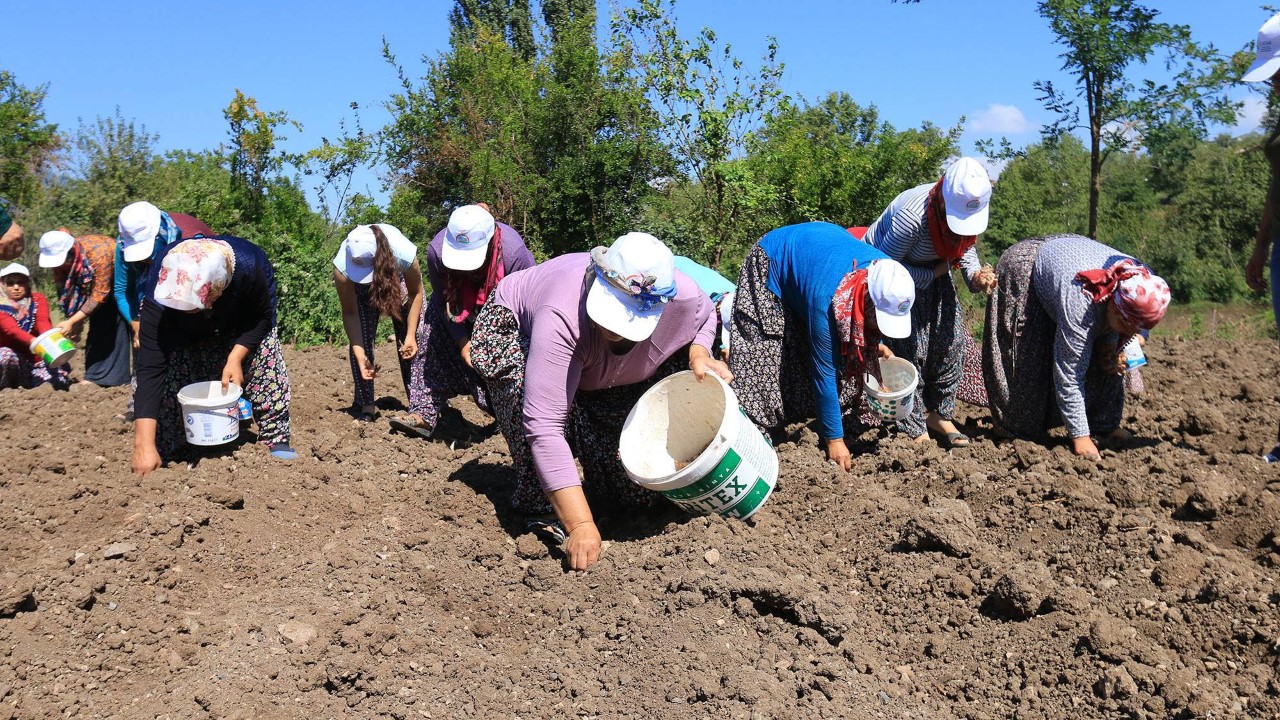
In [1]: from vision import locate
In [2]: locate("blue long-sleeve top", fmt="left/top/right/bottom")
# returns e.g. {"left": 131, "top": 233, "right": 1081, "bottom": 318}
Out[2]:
{"left": 134, "top": 236, "right": 278, "bottom": 421}
{"left": 759, "top": 222, "right": 892, "bottom": 441}
{"left": 114, "top": 212, "right": 213, "bottom": 323}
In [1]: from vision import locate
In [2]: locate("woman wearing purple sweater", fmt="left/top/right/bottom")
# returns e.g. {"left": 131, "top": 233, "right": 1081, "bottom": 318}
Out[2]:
{"left": 471, "top": 232, "right": 732, "bottom": 571}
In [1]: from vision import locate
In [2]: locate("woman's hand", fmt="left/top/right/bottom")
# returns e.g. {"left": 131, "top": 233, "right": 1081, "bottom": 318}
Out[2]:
{"left": 826, "top": 438, "right": 853, "bottom": 471}
{"left": 689, "top": 344, "right": 733, "bottom": 382}
{"left": 131, "top": 445, "right": 162, "bottom": 476}
{"left": 877, "top": 343, "right": 894, "bottom": 360}
{"left": 399, "top": 337, "right": 418, "bottom": 360}
{"left": 1246, "top": 246, "right": 1269, "bottom": 292}
{"left": 130, "top": 320, "right": 141, "bottom": 349}
{"left": 972, "top": 266, "right": 997, "bottom": 295}
{"left": 352, "top": 347, "right": 377, "bottom": 380}
{"left": 564, "top": 520, "right": 602, "bottom": 571}
{"left": 460, "top": 340, "right": 473, "bottom": 368}
{"left": 1072, "top": 436, "right": 1101, "bottom": 461}
{"left": 55, "top": 317, "right": 81, "bottom": 341}
{"left": 221, "top": 359, "right": 244, "bottom": 392}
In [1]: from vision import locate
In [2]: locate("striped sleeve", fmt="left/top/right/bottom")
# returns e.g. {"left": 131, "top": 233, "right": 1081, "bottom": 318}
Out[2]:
{"left": 868, "top": 188, "right": 935, "bottom": 288}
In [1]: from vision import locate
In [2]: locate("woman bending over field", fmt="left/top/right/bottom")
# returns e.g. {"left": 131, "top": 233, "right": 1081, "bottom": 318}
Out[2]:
{"left": 983, "top": 234, "right": 1169, "bottom": 461}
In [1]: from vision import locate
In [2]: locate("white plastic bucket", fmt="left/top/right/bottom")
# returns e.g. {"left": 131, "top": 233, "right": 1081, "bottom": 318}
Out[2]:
{"left": 177, "top": 381, "right": 242, "bottom": 446}
{"left": 29, "top": 328, "right": 76, "bottom": 368}
{"left": 865, "top": 357, "right": 918, "bottom": 421}
{"left": 620, "top": 371, "right": 778, "bottom": 519}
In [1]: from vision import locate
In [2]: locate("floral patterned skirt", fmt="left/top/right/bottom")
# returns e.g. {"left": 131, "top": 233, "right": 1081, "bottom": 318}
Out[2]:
{"left": 152, "top": 328, "right": 291, "bottom": 459}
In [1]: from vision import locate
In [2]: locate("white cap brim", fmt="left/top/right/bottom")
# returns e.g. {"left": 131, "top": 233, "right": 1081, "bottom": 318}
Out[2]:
{"left": 585, "top": 276, "right": 663, "bottom": 342}
{"left": 122, "top": 240, "right": 154, "bottom": 264}
{"left": 38, "top": 249, "right": 69, "bottom": 268}
{"left": 333, "top": 255, "right": 375, "bottom": 284}
{"left": 442, "top": 241, "right": 488, "bottom": 272}
{"left": 0, "top": 263, "right": 29, "bottom": 278}
{"left": 1243, "top": 54, "right": 1280, "bottom": 82}
{"left": 875, "top": 308, "right": 911, "bottom": 339}
{"left": 945, "top": 204, "right": 989, "bottom": 236}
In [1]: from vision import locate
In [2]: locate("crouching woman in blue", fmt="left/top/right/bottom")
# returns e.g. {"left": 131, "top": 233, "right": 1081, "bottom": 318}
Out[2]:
{"left": 131, "top": 237, "right": 295, "bottom": 475}
{"left": 729, "top": 221, "right": 916, "bottom": 470}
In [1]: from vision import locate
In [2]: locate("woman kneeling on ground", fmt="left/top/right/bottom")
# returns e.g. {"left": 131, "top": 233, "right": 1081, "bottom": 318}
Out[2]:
{"left": 388, "top": 204, "right": 536, "bottom": 439}
{"left": 983, "top": 234, "right": 1170, "bottom": 460}
{"left": 333, "top": 223, "right": 424, "bottom": 423}
{"left": 471, "top": 232, "right": 731, "bottom": 572}
{"left": 0, "top": 263, "right": 70, "bottom": 389}
{"left": 730, "top": 221, "right": 915, "bottom": 470}
{"left": 131, "top": 237, "right": 295, "bottom": 475}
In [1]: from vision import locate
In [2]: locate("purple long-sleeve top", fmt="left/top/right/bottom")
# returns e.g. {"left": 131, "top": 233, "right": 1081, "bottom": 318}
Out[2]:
{"left": 426, "top": 221, "right": 536, "bottom": 344}
{"left": 491, "top": 252, "right": 716, "bottom": 493}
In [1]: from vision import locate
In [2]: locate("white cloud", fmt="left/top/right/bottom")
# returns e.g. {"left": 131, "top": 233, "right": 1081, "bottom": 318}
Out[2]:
{"left": 1235, "top": 96, "right": 1267, "bottom": 134}
{"left": 968, "top": 104, "right": 1032, "bottom": 135}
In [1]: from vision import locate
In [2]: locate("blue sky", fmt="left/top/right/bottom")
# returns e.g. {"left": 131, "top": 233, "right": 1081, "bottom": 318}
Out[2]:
{"left": 3, "top": 0, "right": 1273, "bottom": 206}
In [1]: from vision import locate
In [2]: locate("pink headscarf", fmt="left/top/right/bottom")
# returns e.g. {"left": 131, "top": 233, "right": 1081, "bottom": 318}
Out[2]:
{"left": 1074, "top": 259, "right": 1170, "bottom": 329}
{"left": 154, "top": 239, "right": 235, "bottom": 311}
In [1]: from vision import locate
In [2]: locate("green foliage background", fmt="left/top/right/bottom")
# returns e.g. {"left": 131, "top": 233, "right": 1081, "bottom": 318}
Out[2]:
{"left": 0, "top": 0, "right": 1271, "bottom": 347}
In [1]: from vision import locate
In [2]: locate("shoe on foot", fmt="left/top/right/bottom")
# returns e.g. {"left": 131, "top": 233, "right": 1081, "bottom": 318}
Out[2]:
{"left": 269, "top": 443, "right": 298, "bottom": 461}
{"left": 389, "top": 414, "right": 434, "bottom": 440}
{"left": 1264, "top": 444, "right": 1280, "bottom": 464}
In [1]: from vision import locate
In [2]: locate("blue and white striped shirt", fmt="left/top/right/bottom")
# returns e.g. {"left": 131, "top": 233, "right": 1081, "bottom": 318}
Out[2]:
{"left": 863, "top": 183, "right": 983, "bottom": 289}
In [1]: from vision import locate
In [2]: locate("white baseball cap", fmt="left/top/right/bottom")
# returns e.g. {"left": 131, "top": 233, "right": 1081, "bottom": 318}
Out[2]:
{"left": 0, "top": 262, "right": 30, "bottom": 279}
{"left": 1245, "top": 13, "right": 1280, "bottom": 82}
{"left": 118, "top": 201, "right": 163, "bottom": 263}
{"left": 333, "top": 223, "right": 415, "bottom": 284}
{"left": 585, "top": 232, "right": 676, "bottom": 343}
{"left": 442, "top": 205, "right": 496, "bottom": 271}
{"left": 866, "top": 259, "right": 915, "bottom": 339}
{"left": 941, "top": 157, "right": 992, "bottom": 235}
{"left": 38, "top": 230, "right": 76, "bottom": 268}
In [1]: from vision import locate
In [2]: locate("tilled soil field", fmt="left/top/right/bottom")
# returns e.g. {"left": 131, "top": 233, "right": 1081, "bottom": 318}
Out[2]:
{"left": 2, "top": 336, "right": 1279, "bottom": 719}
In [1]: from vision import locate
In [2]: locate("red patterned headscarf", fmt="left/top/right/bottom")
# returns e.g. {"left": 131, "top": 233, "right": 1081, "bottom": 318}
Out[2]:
{"left": 925, "top": 179, "right": 977, "bottom": 265}
{"left": 1074, "top": 259, "right": 1171, "bottom": 329}
{"left": 444, "top": 224, "right": 504, "bottom": 325}
{"left": 831, "top": 263, "right": 878, "bottom": 389}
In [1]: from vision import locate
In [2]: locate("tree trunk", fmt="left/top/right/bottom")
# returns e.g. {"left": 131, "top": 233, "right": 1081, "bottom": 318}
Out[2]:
{"left": 1089, "top": 129, "right": 1101, "bottom": 240}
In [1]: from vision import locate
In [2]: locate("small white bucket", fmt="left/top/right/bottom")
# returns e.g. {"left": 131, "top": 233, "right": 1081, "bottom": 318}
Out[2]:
{"left": 865, "top": 357, "right": 919, "bottom": 421}
{"left": 29, "top": 328, "right": 76, "bottom": 368}
{"left": 620, "top": 371, "right": 778, "bottom": 519}
{"left": 177, "top": 381, "right": 242, "bottom": 446}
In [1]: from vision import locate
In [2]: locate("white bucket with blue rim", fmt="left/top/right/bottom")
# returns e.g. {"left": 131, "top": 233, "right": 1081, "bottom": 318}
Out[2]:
{"left": 620, "top": 371, "right": 778, "bottom": 519}
{"left": 865, "top": 357, "right": 918, "bottom": 421}
{"left": 177, "top": 381, "right": 242, "bottom": 446}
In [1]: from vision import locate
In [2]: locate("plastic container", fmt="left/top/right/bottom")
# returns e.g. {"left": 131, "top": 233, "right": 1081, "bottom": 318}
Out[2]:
{"left": 619, "top": 371, "right": 778, "bottom": 519}
{"left": 1121, "top": 337, "right": 1146, "bottom": 371}
{"left": 177, "top": 381, "right": 243, "bottom": 446}
{"left": 865, "top": 357, "right": 919, "bottom": 421}
{"left": 29, "top": 328, "right": 76, "bottom": 368}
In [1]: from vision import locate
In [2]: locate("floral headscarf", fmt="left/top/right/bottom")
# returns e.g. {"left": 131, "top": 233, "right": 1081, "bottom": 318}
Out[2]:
{"left": 1075, "top": 259, "right": 1171, "bottom": 330}
{"left": 154, "top": 239, "right": 235, "bottom": 311}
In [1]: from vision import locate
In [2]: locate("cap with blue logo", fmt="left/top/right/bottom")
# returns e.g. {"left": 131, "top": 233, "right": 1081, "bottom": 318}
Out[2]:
{"left": 442, "top": 205, "right": 497, "bottom": 272}
{"left": 940, "top": 156, "right": 991, "bottom": 236}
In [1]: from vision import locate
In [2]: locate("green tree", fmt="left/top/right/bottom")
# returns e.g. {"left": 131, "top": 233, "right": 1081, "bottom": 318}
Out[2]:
{"left": 0, "top": 70, "right": 60, "bottom": 210}
{"left": 1034, "top": 0, "right": 1238, "bottom": 238}
{"left": 450, "top": 0, "right": 536, "bottom": 61}
{"left": 748, "top": 93, "right": 962, "bottom": 228}
{"left": 611, "top": 0, "right": 785, "bottom": 268}
{"left": 382, "top": 0, "right": 669, "bottom": 255}
{"left": 62, "top": 110, "right": 160, "bottom": 233}
{"left": 224, "top": 90, "right": 300, "bottom": 222}
{"left": 983, "top": 135, "right": 1091, "bottom": 258}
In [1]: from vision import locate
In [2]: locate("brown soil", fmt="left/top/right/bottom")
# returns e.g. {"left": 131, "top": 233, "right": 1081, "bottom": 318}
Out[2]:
{"left": 2, "top": 336, "right": 1279, "bottom": 719}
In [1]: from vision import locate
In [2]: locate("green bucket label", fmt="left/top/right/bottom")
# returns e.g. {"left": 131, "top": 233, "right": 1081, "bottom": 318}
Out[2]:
{"left": 662, "top": 447, "right": 743, "bottom": 501}
{"left": 721, "top": 478, "right": 773, "bottom": 519}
